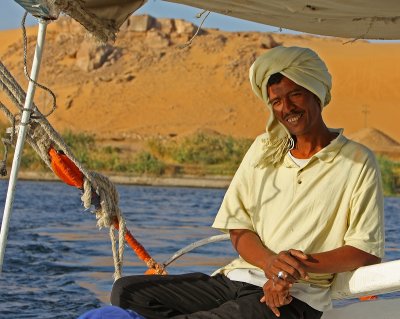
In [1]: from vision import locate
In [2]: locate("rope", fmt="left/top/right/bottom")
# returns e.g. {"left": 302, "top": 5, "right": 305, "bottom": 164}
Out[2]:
{"left": 0, "top": 10, "right": 169, "bottom": 279}
{"left": 178, "top": 11, "right": 211, "bottom": 49}
{"left": 113, "top": 220, "right": 166, "bottom": 275}
{"left": 0, "top": 93, "right": 128, "bottom": 279}
{"left": 81, "top": 172, "right": 127, "bottom": 279}
{"left": 0, "top": 22, "right": 129, "bottom": 280}
{"left": 0, "top": 103, "right": 15, "bottom": 176}
{"left": 0, "top": 61, "right": 26, "bottom": 110}
{"left": 21, "top": 12, "right": 57, "bottom": 118}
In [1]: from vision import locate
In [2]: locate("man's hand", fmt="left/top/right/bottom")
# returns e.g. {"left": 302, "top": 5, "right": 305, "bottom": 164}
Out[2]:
{"left": 260, "top": 279, "right": 292, "bottom": 317}
{"left": 263, "top": 249, "right": 309, "bottom": 288}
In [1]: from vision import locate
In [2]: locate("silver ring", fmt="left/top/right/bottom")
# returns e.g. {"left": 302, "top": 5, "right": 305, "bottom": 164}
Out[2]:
{"left": 277, "top": 271, "right": 285, "bottom": 279}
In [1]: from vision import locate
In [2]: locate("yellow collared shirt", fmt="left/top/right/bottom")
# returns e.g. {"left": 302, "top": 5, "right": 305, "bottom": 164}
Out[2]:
{"left": 212, "top": 128, "right": 385, "bottom": 288}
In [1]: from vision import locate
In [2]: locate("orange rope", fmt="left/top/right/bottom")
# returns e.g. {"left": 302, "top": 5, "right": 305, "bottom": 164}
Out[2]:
{"left": 49, "top": 146, "right": 165, "bottom": 274}
{"left": 359, "top": 295, "right": 378, "bottom": 301}
{"left": 113, "top": 220, "right": 152, "bottom": 263}
{"left": 113, "top": 220, "right": 166, "bottom": 275}
{"left": 49, "top": 148, "right": 83, "bottom": 189}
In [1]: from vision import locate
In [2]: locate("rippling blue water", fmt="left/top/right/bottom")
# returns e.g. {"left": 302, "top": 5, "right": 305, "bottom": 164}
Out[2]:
{"left": 0, "top": 180, "right": 399, "bottom": 318}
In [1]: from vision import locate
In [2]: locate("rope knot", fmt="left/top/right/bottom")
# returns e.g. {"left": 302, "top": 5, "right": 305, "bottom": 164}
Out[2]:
{"left": 145, "top": 258, "right": 167, "bottom": 275}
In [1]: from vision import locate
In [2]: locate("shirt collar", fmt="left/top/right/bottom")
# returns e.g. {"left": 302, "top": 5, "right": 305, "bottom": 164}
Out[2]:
{"left": 283, "top": 128, "right": 348, "bottom": 168}
{"left": 315, "top": 128, "right": 347, "bottom": 162}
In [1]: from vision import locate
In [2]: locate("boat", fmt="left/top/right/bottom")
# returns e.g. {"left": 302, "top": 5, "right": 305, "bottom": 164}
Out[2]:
{"left": 1, "top": 1, "right": 400, "bottom": 318}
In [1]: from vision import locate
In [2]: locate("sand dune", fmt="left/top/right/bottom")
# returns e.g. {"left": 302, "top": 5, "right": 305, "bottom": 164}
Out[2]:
{"left": 349, "top": 127, "right": 400, "bottom": 160}
{"left": 1, "top": 16, "right": 400, "bottom": 152}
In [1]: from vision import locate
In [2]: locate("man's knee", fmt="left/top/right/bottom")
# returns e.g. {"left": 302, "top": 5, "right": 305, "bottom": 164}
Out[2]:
{"left": 110, "top": 275, "right": 177, "bottom": 308}
{"left": 110, "top": 276, "right": 126, "bottom": 306}
{"left": 110, "top": 275, "right": 147, "bottom": 306}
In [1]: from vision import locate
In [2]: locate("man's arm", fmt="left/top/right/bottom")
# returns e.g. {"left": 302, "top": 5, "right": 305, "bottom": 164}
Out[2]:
{"left": 230, "top": 229, "right": 380, "bottom": 276}
{"left": 229, "top": 229, "right": 308, "bottom": 281}
{"left": 299, "top": 245, "right": 381, "bottom": 273}
{"left": 229, "top": 229, "right": 273, "bottom": 272}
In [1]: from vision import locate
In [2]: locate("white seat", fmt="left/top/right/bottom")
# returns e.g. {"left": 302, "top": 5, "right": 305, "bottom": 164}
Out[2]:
{"left": 164, "top": 234, "right": 400, "bottom": 301}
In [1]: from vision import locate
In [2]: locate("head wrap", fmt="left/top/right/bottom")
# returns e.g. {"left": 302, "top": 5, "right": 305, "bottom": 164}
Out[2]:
{"left": 249, "top": 46, "right": 332, "bottom": 167}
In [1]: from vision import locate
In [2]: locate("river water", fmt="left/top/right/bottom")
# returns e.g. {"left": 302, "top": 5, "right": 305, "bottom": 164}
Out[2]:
{"left": 0, "top": 180, "right": 399, "bottom": 318}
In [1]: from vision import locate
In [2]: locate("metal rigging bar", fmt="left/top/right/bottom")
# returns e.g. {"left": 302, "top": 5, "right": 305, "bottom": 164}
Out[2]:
{"left": 0, "top": 2, "right": 56, "bottom": 272}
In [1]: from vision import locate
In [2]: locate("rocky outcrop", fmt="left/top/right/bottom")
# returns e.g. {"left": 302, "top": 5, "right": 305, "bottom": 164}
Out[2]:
{"left": 155, "top": 18, "right": 175, "bottom": 34}
{"left": 120, "top": 15, "right": 198, "bottom": 36}
{"left": 174, "top": 19, "right": 197, "bottom": 36}
{"left": 260, "top": 34, "right": 282, "bottom": 49}
{"left": 121, "top": 15, "right": 156, "bottom": 32}
{"left": 145, "top": 30, "right": 171, "bottom": 49}
{"left": 75, "top": 42, "right": 122, "bottom": 71}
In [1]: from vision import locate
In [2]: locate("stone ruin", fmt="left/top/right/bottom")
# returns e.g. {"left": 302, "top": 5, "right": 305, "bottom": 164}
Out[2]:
{"left": 65, "top": 14, "right": 200, "bottom": 71}
{"left": 119, "top": 14, "right": 198, "bottom": 36}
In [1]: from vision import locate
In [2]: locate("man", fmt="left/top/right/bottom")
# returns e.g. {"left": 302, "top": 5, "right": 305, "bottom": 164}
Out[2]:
{"left": 111, "top": 46, "right": 384, "bottom": 319}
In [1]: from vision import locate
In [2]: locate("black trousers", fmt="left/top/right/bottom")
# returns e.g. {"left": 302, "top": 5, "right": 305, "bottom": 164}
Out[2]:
{"left": 111, "top": 273, "right": 323, "bottom": 319}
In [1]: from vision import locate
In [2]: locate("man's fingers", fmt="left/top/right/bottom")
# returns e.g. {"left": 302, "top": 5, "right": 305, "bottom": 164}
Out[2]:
{"left": 288, "top": 250, "right": 310, "bottom": 279}
{"left": 260, "top": 294, "right": 280, "bottom": 317}
{"left": 272, "top": 291, "right": 281, "bottom": 307}
{"left": 272, "top": 278, "right": 292, "bottom": 291}
{"left": 277, "top": 270, "right": 297, "bottom": 284}
{"left": 271, "top": 261, "right": 302, "bottom": 282}
{"left": 270, "top": 306, "right": 281, "bottom": 317}
{"left": 278, "top": 292, "right": 287, "bottom": 306}
{"left": 285, "top": 295, "right": 293, "bottom": 304}
{"left": 289, "top": 249, "right": 308, "bottom": 260}
{"left": 275, "top": 252, "right": 308, "bottom": 280}
{"left": 261, "top": 280, "right": 290, "bottom": 317}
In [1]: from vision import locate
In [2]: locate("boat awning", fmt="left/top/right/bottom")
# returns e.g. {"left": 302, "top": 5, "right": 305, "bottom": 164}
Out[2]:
{"left": 15, "top": 0, "right": 400, "bottom": 41}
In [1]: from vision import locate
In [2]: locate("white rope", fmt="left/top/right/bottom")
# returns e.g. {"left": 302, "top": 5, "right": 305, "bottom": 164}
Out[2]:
{"left": 0, "top": 40, "right": 126, "bottom": 280}
{"left": 178, "top": 11, "right": 211, "bottom": 49}
{"left": 21, "top": 12, "right": 57, "bottom": 118}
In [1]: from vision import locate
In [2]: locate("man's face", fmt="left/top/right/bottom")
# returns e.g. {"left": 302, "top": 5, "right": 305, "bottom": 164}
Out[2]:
{"left": 267, "top": 76, "right": 323, "bottom": 137}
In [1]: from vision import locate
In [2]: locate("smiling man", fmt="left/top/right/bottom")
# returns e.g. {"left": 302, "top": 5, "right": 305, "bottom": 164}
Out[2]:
{"left": 212, "top": 46, "right": 384, "bottom": 318}
{"left": 267, "top": 73, "right": 336, "bottom": 158}
{"left": 111, "top": 46, "right": 384, "bottom": 319}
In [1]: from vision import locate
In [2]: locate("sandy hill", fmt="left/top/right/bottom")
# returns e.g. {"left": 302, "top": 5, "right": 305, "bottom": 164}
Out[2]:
{"left": 1, "top": 15, "right": 400, "bottom": 155}
{"left": 349, "top": 127, "right": 400, "bottom": 160}
{"left": 349, "top": 127, "right": 400, "bottom": 148}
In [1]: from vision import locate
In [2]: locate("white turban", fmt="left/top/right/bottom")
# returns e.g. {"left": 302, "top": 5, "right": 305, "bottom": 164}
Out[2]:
{"left": 249, "top": 46, "right": 332, "bottom": 167}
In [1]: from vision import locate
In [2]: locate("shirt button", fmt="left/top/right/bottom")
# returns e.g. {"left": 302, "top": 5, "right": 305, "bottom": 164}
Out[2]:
{"left": 298, "top": 180, "right": 302, "bottom": 184}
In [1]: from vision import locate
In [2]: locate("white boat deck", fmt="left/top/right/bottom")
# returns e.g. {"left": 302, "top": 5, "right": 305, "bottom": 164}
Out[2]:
{"left": 322, "top": 298, "right": 400, "bottom": 319}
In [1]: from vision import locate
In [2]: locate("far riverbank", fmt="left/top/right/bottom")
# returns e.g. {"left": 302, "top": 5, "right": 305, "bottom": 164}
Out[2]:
{"left": 0, "top": 171, "right": 232, "bottom": 189}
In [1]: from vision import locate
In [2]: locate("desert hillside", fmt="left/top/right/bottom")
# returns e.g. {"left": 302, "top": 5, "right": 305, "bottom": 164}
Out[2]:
{"left": 1, "top": 15, "right": 400, "bottom": 154}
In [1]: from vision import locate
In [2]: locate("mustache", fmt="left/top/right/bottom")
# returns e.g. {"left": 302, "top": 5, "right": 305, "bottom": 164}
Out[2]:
{"left": 283, "top": 111, "right": 303, "bottom": 121}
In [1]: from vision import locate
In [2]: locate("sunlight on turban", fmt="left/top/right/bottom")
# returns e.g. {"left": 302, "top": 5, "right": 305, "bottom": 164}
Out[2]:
{"left": 250, "top": 46, "right": 332, "bottom": 108}
{"left": 248, "top": 46, "right": 332, "bottom": 167}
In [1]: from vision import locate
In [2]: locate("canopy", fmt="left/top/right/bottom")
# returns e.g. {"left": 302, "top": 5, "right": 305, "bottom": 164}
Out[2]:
{"left": 15, "top": 0, "right": 400, "bottom": 42}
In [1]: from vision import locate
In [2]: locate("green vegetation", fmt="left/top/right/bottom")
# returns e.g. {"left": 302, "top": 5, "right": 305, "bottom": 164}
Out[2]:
{"left": 377, "top": 156, "right": 400, "bottom": 196}
{"left": 148, "top": 133, "right": 252, "bottom": 175}
{"left": 62, "top": 130, "right": 95, "bottom": 167}
{"left": 1, "top": 122, "right": 399, "bottom": 193}
{"left": 131, "top": 151, "right": 165, "bottom": 175}
{"left": 0, "top": 127, "right": 252, "bottom": 177}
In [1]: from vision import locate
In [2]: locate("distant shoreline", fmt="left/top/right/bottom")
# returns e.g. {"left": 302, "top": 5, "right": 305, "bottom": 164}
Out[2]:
{"left": 0, "top": 171, "right": 232, "bottom": 189}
